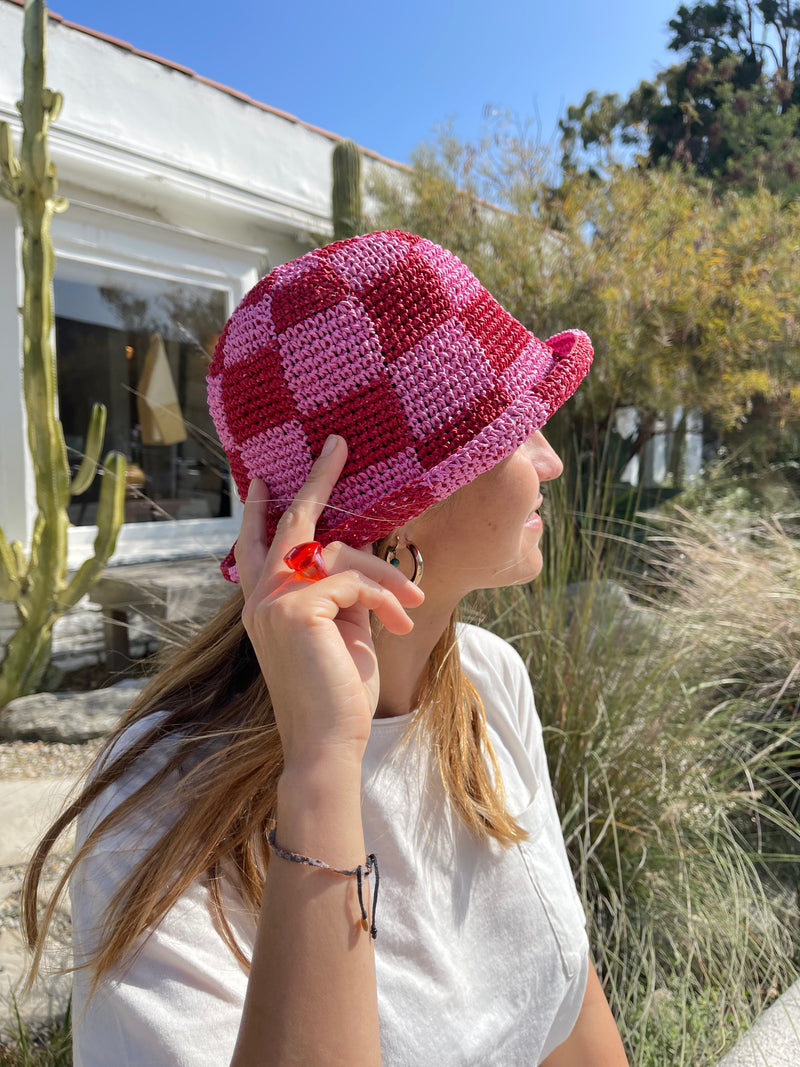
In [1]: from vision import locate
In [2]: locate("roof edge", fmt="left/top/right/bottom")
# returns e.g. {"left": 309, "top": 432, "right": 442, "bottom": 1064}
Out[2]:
{"left": 3, "top": 0, "right": 410, "bottom": 172}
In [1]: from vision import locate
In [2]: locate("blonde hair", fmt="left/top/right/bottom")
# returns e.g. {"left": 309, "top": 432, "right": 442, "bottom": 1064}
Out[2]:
{"left": 22, "top": 587, "right": 524, "bottom": 992}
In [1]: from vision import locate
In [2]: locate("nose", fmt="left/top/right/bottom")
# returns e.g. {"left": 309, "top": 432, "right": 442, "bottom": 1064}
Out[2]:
{"left": 527, "top": 431, "right": 563, "bottom": 482}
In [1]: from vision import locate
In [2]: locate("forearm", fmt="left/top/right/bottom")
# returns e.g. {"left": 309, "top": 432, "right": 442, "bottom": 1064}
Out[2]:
{"left": 228, "top": 438, "right": 418, "bottom": 1065}
{"left": 231, "top": 760, "right": 381, "bottom": 1066}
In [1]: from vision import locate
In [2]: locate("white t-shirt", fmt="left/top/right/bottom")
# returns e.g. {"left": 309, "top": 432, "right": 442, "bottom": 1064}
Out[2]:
{"left": 71, "top": 624, "right": 589, "bottom": 1065}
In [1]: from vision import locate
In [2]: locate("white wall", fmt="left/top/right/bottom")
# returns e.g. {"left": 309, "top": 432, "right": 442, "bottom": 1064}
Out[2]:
{"left": 0, "top": 0, "right": 401, "bottom": 572}
{"left": 2, "top": 2, "right": 330, "bottom": 241}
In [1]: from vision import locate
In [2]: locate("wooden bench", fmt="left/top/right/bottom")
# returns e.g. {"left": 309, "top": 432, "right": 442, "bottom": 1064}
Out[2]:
{"left": 88, "top": 559, "right": 233, "bottom": 671}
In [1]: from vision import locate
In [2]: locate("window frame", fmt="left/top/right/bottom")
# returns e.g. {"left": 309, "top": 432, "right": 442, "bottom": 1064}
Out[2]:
{"left": 49, "top": 203, "right": 263, "bottom": 570}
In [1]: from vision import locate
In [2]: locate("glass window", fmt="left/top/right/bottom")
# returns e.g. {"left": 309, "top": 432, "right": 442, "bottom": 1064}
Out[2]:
{"left": 54, "top": 265, "right": 230, "bottom": 527}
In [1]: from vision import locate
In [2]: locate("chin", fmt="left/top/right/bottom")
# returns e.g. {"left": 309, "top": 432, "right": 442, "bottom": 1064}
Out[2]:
{"left": 507, "top": 559, "right": 544, "bottom": 587}
{"left": 510, "top": 571, "right": 542, "bottom": 587}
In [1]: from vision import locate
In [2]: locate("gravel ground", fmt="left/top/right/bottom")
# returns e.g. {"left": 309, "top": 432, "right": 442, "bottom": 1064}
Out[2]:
{"left": 0, "top": 739, "right": 103, "bottom": 780}
{"left": 0, "top": 748, "right": 82, "bottom": 1042}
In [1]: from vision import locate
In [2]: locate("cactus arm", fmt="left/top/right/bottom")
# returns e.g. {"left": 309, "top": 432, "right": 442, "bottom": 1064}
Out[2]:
{"left": 11, "top": 540, "right": 28, "bottom": 583}
{"left": 22, "top": 508, "right": 64, "bottom": 616}
{"left": 0, "top": 531, "right": 29, "bottom": 619}
{"left": 0, "top": 529, "right": 21, "bottom": 600}
{"left": 20, "top": 628, "right": 54, "bottom": 694}
{"left": 14, "top": 0, "right": 71, "bottom": 649}
{"left": 332, "top": 139, "right": 362, "bottom": 241}
{"left": 19, "top": 1, "right": 71, "bottom": 532}
{"left": 69, "top": 403, "right": 107, "bottom": 495}
{"left": 0, "top": 121, "right": 23, "bottom": 203}
{"left": 59, "top": 451, "right": 126, "bottom": 612}
{"left": 92, "top": 452, "right": 127, "bottom": 559}
{"left": 0, "top": 617, "right": 53, "bottom": 704}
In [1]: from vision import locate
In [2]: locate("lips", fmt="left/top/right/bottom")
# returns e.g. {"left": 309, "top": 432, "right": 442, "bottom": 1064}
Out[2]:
{"left": 524, "top": 497, "right": 544, "bottom": 530}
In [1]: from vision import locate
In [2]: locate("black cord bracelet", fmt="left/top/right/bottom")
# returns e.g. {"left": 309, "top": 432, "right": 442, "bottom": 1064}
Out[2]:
{"left": 267, "top": 827, "right": 379, "bottom": 940}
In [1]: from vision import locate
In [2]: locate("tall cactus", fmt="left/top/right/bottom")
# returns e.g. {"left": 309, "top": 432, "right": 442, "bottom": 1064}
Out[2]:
{"left": 332, "top": 139, "right": 362, "bottom": 240}
{"left": 0, "top": 0, "right": 126, "bottom": 705}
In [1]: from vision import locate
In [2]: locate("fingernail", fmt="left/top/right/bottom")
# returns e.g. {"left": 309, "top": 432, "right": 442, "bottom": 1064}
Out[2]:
{"left": 320, "top": 434, "right": 339, "bottom": 457}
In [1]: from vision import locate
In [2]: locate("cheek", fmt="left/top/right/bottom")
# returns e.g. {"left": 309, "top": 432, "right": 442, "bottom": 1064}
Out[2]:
{"left": 485, "top": 471, "right": 536, "bottom": 525}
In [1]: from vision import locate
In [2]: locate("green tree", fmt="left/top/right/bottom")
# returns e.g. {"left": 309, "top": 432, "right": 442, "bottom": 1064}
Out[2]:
{"left": 370, "top": 124, "right": 800, "bottom": 481}
{"left": 578, "top": 167, "right": 800, "bottom": 466}
{"left": 561, "top": 1, "right": 800, "bottom": 195}
{"left": 670, "top": 1, "right": 800, "bottom": 79}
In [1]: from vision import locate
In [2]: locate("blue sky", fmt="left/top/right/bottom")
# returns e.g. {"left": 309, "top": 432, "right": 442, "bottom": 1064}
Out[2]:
{"left": 47, "top": 0, "right": 683, "bottom": 163}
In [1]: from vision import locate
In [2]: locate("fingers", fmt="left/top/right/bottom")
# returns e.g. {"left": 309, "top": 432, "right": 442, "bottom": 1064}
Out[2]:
{"left": 320, "top": 543, "right": 425, "bottom": 608}
{"left": 236, "top": 435, "right": 424, "bottom": 623}
{"left": 236, "top": 435, "right": 346, "bottom": 594}
{"left": 332, "top": 573, "right": 418, "bottom": 636}
{"left": 279, "top": 568, "right": 421, "bottom": 636}
{"left": 269, "top": 435, "right": 347, "bottom": 561}
{"left": 235, "top": 477, "right": 272, "bottom": 595}
{"left": 272, "top": 544, "right": 424, "bottom": 627}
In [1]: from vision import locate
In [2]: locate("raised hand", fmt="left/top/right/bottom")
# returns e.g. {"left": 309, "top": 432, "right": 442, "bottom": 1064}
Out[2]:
{"left": 234, "top": 435, "right": 424, "bottom": 774}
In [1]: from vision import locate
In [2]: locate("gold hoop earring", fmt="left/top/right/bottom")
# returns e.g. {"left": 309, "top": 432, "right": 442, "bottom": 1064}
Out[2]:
{"left": 382, "top": 538, "right": 424, "bottom": 586}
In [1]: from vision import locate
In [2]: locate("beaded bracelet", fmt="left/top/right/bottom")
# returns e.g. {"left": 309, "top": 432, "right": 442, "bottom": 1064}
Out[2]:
{"left": 267, "top": 828, "right": 379, "bottom": 940}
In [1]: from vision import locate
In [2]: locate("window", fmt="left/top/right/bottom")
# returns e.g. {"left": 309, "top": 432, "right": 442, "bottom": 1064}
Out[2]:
{"left": 54, "top": 264, "right": 229, "bottom": 527}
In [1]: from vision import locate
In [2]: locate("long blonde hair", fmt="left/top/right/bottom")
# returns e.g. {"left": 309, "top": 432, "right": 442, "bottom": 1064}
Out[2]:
{"left": 22, "top": 587, "right": 524, "bottom": 991}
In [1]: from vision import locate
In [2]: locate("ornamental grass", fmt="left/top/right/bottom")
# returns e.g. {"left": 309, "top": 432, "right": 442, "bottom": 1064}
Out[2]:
{"left": 478, "top": 470, "right": 800, "bottom": 1066}
{"left": 0, "top": 997, "right": 71, "bottom": 1067}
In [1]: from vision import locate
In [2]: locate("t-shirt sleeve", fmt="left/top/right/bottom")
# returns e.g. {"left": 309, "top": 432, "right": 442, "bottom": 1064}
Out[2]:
{"left": 458, "top": 622, "right": 550, "bottom": 787}
{"left": 70, "top": 720, "right": 252, "bottom": 1067}
{"left": 71, "top": 871, "right": 250, "bottom": 1066}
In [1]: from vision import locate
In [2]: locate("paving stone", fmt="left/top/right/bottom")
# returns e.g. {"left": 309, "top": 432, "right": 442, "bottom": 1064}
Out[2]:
{"left": 717, "top": 982, "right": 800, "bottom": 1066}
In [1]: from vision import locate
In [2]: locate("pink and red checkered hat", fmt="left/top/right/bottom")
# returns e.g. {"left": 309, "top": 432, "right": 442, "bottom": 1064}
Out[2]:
{"left": 208, "top": 230, "right": 592, "bottom": 582}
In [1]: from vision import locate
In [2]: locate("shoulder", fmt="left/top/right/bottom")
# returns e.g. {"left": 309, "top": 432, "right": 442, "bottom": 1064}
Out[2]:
{"left": 457, "top": 624, "right": 550, "bottom": 807}
{"left": 457, "top": 623, "right": 540, "bottom": 741}
{"left": 457, "top": 622, "right": 531, "bottom": 693}
{"left": 78, "top": 710, "right": 180, "bottom": 847}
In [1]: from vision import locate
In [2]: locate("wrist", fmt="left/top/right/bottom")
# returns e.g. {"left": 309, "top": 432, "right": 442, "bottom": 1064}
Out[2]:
{"left": 280, "top": 740, "right": 364, "bottom": 789}
{"left": 276, "top": 762, "right": 365, "bottom": 870}
{"left": 278, "top": 757, "right": 363, "bottom": 824}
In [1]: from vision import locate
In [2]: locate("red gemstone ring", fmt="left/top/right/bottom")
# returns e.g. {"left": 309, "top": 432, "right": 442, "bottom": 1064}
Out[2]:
{"left": 283, "top": 541, "right": 328, "bottom": 581}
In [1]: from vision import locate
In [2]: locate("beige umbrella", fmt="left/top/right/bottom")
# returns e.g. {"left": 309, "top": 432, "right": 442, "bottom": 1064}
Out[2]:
{"left": 136, "top": 332, "right": 187, "bottom": 445}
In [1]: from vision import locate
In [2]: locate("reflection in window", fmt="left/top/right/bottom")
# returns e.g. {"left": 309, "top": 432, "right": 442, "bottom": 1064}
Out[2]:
{"left": 54, "top": 268, "right": 230, "bottom": 526}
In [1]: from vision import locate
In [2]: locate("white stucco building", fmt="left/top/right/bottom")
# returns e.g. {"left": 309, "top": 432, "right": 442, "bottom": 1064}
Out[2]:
{"left": 0, "top": 0, "right": 400, "bottom": 576}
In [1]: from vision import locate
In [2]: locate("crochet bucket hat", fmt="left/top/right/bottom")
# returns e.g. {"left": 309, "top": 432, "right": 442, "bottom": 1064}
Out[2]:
{"left": 208, "top": 229, "right": 592, "bottom": 582}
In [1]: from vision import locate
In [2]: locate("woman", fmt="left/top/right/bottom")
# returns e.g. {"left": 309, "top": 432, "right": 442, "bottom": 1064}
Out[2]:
{"left": 23, "top": 230, "right": 628, "bottom": 1065}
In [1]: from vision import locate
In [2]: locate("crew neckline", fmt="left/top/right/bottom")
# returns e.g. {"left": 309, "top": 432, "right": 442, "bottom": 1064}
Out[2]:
{"left": 370, "top": 710, "right": 416, "bottom": 728}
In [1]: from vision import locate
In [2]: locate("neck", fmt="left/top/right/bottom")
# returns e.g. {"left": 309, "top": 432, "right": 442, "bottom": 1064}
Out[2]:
{"left": 373, "top": 593, "right": 460, "bottom": 719}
